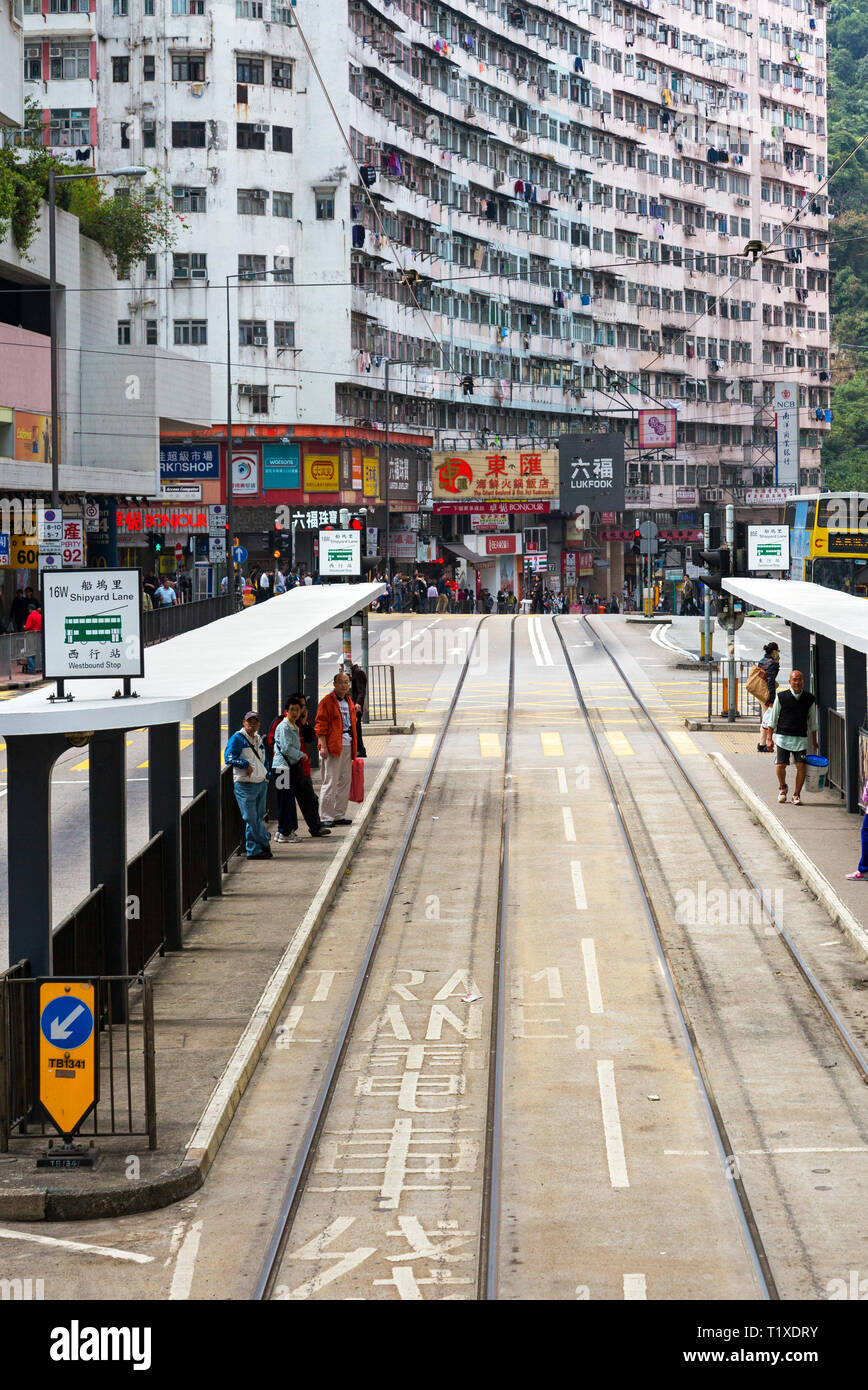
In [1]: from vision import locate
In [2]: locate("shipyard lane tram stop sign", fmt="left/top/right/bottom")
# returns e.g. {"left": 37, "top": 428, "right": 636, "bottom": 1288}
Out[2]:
{"left": 41, "top": 567, "right": 144, "bottom": 702}
{"left": 38, "top": 981, "right": 98, "bottom": 1150}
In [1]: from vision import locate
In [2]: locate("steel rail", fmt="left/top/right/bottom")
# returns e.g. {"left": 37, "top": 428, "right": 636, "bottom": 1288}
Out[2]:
{"left": 254, "top": 614, "right": 512, "bottom": 1300}
{"left": 580, "top": 615, "right": 868, "bottom": 1091}
{"left": 479, "top": 616, "right": 515, "bottom": 1300}
{"left": 552, "top": 617, "right": 777, "bottom": 1300}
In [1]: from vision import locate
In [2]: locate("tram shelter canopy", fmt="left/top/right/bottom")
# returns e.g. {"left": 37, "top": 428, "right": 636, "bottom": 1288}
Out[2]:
{"left": 723, "top": 579, "right": 868, "bottom": 658}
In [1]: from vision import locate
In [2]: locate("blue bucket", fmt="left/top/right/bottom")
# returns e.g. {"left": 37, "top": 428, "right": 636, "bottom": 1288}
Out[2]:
{"left": 804, "top": 754, "right": 828, "bottom": 792}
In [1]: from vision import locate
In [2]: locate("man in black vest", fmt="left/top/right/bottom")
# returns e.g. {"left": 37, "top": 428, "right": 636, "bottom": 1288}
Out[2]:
{"left": 770, "top": 669, "right": 818, "bottom": 806}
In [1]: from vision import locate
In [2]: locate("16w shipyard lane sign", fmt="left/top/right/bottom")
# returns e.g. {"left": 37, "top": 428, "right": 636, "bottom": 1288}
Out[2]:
{"left": 42, "top": 569, "right": 144, "bottom": 681}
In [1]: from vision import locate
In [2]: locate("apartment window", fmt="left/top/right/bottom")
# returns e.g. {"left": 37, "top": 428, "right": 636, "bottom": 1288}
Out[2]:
{"left": 145, "top": 320, "right": 158, "bottom": 345}
{"left": 172, "top": 0, "right": 205, "bottom": 11}
{"left": 117, "top": 321, "right": 131, "bottom": 346}
{"left": 113, "top": 0, "right": 128, "bottom": 13}
{"left": 236, "top": 57, "right": 264, "bottom": 83}
{"left": 238, "top": 254, "right": 266, "bottom": 281}
{"left": 172, "top": 121, "right": 206, "bottom": 147}
{"left": 272, "top": 61, "right": 292, "bottom": 88}
{"left": 272, "top": 190, "right": 293, "bottom": 217}
{"left": 172, "top": 53, "right": 206, "bottom": 81}
{"left": 274, "top": 321, "right": 295, "bottom": 348}
{"left": 145, "top": 254, "right": 157, "bottom": 279}
{"left": 236, "top": 0, "right": 264, "bottom": 15}
{"left": 24, "top": 45, "right": 41, "bottom": 81}
{"left": 174, "top": 320, "right": 208, "bottom": 345}
{"left": 48, "top": 109, "right": 91, "bottom": 147}
{"left": 237, "top": 123, "right": 267, "bottom": 150}
{"left": 238, "top": 320, "right": 268, "bottom": 345}
{"left": 246, "top": 389, "right": 269, "bottom": 414}
{"left": 237, "top": 188, "right": 268, "bottom": 215}
{"left": 144, "top": 0, "right": 154, "bottom": 12}
{"left": 173, "top": 252, "right": 208, "bottom": 281}
{"left": 143, "top": 119, "right": 156, "bottom": 148}
{"left": 50, "top": 44, "right": 90, "bottom": 80}
{"left": 315, "top": 192, "right": 335, "bottom": 220}
{"left": 272, "top": 125, "right": 292, "bottom": 152}
{"left": 173, "top": 186, "right": 206, "bottom": 212}
{"left": 143, "top": 55, "right": 155, "bottom": 81}
{"left": 113, "top": 56, "right": 129, "bottom": 82}
{"left": 273, "top": 255, "right": 293, "bottom": 283}
{"left": 48, "top": 0, "right": 87, "bottom": 9}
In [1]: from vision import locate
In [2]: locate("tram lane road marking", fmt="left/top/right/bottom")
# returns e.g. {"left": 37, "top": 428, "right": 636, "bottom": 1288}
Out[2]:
{"left": 581, "top": 939, "right": 604, "bottom": 1015}
{"left": 597, "top": 1060, "right": 630, "bottom": 1189}
{"left": 604, "top": 730, "right": 635, "bottom": 757}
{"left": 562, "top": 807, "right": 576, "bottom": 842}
{"left": 556, "top": 768, "right": 568, "bottom": 794}
{"left": 571, "top": 861, "right": 588, "bottom": 911}
{"left": 168, "top": 1219, "right": 204, "bottom": 1301}
{"left": 540, "top": 731, "right": 564, "bottom": 757}
{"left": 623, "top": 1273, "right": 647, "bottom": 1300}
{"left": 0, "top": 1226, "right": 153, "bottom": 1263}
{"left": 479, "top": 732, "right": 502, "bottom": 758}
{"left": 668, "top": 730, "right": 700, "bottom": 756}
{"left": 409, "top": 734, "right": 437, "bottom": 758}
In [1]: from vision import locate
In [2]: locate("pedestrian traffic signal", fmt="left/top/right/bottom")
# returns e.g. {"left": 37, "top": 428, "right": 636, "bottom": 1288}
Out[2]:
{"left": 148, "top": 531, "right": 163, "bottom": 554}
{"left": 349, "top": 517, "right": 364, "bottom": 531}
{"left": 698, "top": 545, "right": 731, "bottom": 593}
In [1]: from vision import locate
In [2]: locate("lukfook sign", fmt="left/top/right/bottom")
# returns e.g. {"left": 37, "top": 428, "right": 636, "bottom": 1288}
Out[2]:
{"left": 42, "top": 569, "right": 144, "bottom": 682}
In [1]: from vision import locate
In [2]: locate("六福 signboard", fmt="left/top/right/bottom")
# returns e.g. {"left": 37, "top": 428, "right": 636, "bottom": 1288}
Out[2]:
{"left": 432, "top": 450, "right": 558, "bottom": 511}
{"left": 42, "top": 568, "right": 143, "bottom": 681}
{"left": 559, "top": 432, "right": 626, "bottom": 513}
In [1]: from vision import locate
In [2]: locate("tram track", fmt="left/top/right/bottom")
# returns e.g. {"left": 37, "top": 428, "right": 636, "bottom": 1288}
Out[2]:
{"left": 555, "top": 614, "right": 868, "bottom": 1300}
{"left": 254, "top": 616, "right": 516, "bottom": 1301}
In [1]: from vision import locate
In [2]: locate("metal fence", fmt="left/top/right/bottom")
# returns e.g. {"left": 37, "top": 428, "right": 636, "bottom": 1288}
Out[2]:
{"left": 181, "top": 790, "right": 209, "bottom": 919}
{"left": 52, "top": 886, "right": 106, "bottom": 978}
{"left": 0, "top": 632, "right": 40, "bottom": 681}
{"left": 366, "top": 663, "right": 397, "bottom": 725}
{"left": 827, "top": 709, "right": 846, "bottom": 798}
{"left": 706, "top": 660, "right": 766, "bottom": 721}
{"left": 221, "top": 766, "right": 245, "bottom": 868}
{"left": 126, "top": 834, "right": 166, "bottom": 973}
{"left": 0, "top": 972, "right": 157, "bottom": 1150}
{"left": 143, "top": 594, "right": 235, "bottom": 646}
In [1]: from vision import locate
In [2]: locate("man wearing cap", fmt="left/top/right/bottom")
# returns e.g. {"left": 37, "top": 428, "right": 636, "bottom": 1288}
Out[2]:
{"left": 224, "top": 710, "right": 273, "bottom": 859}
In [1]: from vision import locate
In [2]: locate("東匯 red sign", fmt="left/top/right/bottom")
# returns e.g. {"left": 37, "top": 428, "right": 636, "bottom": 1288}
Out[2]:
{"left": 485, "top": 535, "right": 518, "bottom": 555}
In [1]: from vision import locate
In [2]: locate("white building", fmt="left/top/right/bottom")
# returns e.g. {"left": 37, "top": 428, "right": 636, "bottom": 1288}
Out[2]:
{"left": 15, "top": 0, "right": 832, "bottom": 572}
{"left": 1, "top": 0, "right": 25, "bottom": 129}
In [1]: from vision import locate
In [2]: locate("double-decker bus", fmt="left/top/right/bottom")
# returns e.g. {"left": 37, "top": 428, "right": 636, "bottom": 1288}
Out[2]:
{"left": 785, "top": 492, "right": 868, "bottom": 594}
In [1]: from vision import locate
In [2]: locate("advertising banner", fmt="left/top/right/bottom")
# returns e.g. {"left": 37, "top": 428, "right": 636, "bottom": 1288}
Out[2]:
{"left": 304, "top": 453, "right": 340, "bottom": 492}
{"left": 14, "top": 411, "right": 51, "bottom": 463}
{"left": 363, "top": 456, "right": 379, "bottom": 498}
{"left": 263, "top": 442, "right": 300, "bottom": 491}
{"left": 558, "top": 432, "right": 626, "bottom": 513}
{"left": 774, "top": 382, "right": 800, "bottom": 488}
{"left": 638, "top": 409, "right": 678, "bottom": 450}
{"left": 232, "top": 450, "right": 259, "bottom": 496}
{"left": 159, "top": 444, "right": 220, "bottom": 479}
{"left": 432, "top": 449, "right": 558, "bottom": 510}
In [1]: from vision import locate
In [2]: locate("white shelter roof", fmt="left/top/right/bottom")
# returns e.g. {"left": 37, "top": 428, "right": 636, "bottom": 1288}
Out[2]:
{"left": 724, "top": 578, "right": 868, "bottom": 657}
{"left": 0, "top": 583, "right": 384, "bottom": 736}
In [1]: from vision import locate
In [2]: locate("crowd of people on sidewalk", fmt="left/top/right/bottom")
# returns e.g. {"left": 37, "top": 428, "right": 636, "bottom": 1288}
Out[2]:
{"left": 224, "top": 665, "right": 368, "bottom": 861}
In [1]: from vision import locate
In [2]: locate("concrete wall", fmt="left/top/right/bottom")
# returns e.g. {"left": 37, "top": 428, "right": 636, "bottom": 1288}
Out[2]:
{"left": 0, "top": 0, "right": 24, "bottom": 129}
{"left": 0, "top": 325, "right": 51, "bottom": 414}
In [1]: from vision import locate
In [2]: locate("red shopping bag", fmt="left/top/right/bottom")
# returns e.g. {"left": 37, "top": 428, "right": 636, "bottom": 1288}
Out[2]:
{"left": 349, "top": 757, "right": 365, "bottom": 803}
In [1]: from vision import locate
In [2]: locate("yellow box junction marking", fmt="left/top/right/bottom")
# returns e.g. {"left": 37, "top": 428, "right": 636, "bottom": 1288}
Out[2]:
{"left": 540, "top": 731, "right": 564, "bottom": 757}
{"left": 479, "top": 732, "right": 502, "bottom": 758}
{"left": 668, "top": 731, "right": 700, "bottom": 756}
{"left": 604, "top": 730, "right": 635, "bottom": 757}
{"left": 410, "top": 733, "right": 436, "bottom": 759}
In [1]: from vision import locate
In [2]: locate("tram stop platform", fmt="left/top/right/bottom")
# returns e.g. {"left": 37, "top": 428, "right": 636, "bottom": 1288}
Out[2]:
{"left": 0, "top": 756, "right": 399, "bottom": 1220}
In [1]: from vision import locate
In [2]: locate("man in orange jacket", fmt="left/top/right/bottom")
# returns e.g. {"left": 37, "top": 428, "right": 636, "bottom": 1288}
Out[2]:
{"left": 314, "top": 670, "right": 357, "bottom": 826}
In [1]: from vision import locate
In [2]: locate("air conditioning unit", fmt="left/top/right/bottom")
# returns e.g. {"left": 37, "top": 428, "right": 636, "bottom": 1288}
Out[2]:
{"left": 251, "top": 188, "right": 268, "bottom": 199}
{"left": 252, "top": 331, "right": 267, "bottom": 345}
{"left": 254, "top": 123, "right": 268, "bottom": 134}
{"left": 372, "top": 97, "right": 384, "bottom": 109}
{"left": 238, "top": 384, "right": 255, "bottom": 395}
{"left": 684, "top": 225, "right": 695, "bottom": 235}
{"left": 493, "top": 171, "right": 505, "bottom": 185}
{"left": 465, "top": 105, "right": 476, "bottom": 119}
{"left": 514, "top": 129, "right": 529, "bottom": 143}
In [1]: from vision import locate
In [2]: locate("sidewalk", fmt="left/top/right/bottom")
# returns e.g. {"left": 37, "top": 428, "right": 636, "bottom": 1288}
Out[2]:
{"left": 0, "top": 757, "right": 397, "bottom": 1220}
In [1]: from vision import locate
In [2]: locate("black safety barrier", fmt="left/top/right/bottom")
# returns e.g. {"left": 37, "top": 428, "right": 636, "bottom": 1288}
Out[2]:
{"left": 181, "top": 790, "right": 209, "bottom": 920}
{"left": 143, "top": 594, "right": 235, "bottom": 646}
{"left": 126, "top": 834, "right": 166, "bottom": 973}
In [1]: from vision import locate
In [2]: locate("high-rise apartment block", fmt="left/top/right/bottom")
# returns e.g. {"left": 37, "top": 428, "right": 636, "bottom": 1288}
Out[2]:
{"left": 17, "top": 0, "right": 830, "bottom": 517}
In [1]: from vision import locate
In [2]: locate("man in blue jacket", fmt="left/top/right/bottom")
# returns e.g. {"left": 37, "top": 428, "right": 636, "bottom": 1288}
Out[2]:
{"left": 224, "top": 710, "right": 272, "bottom": 859}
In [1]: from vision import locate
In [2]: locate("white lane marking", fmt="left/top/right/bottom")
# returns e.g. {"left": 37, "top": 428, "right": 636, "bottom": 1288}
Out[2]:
{"left": 527, "top": 616, "right": 543, "bottom": 667}
{"left": 311, "top": 971, "right": 337, "bottom": 1003}
{"left": 168, "top": 1219, "right": 203, "bottom": 1300}
{"left": 597, "top": 1061, "right": 629, "bottom": 1189}
{"left": 571, "top": 860, "right": 587, "bottom": 911}
{"left": 556, "top": 767, "right": 568, "bottom": 794}
{"left": 562, "top": 806, "right": 576, "bottom": 842}
{"left": 747, "top": 618, "right": 791, "bottom": 645}
{"left": 321, "top": 651, "right": 338, "bottom": 659}
{"left": 276, "top": 1006, "right": 305, "bottom": 1046}
{"left": 581, "top": 938, "right": 604, "bottom": 1015}
{"left": 535, "top": 616, "right": 555, "bottom": 666}
{"left": 0, "top": 1227, "right": 153, "bottom": 1263}
{"left": 624, "top": 1273, "right": 647, "bottom": 1300}
{"left": 651, "top": 623, "right": 698, "bottom": 661}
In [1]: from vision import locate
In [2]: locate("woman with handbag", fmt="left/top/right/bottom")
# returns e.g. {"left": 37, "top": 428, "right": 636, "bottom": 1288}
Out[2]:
{"left": 754, "top": 642, "right": 780, "bottom": 752}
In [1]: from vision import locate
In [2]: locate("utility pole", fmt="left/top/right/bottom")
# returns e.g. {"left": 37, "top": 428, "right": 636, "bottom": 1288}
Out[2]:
{"left": 384, "top": 358, "right": 391, "bottom": 587}
{"left": 703, "top": 510, "right": 711, "bottom": 664}
{"left": 726, "top": 502, "right": 735, "bottom": 724}
{"left": 225, "top": 275, "right": 235, "bottom": 602}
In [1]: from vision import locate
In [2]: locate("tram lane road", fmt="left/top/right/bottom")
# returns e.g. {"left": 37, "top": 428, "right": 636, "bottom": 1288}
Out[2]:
{"left": 574, "top": 616, "right": 868, "bottom": 1298}
{"left": 496, "top": 618, "right": 764, "bottom": 1300}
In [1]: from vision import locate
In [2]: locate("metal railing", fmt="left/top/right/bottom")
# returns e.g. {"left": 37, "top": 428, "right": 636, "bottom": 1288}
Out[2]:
{"left": 221, "top": 765, "right": 245, "bottom": 867}
{"left": 52, "top": 886, "right": 106, "bottom": 978}
{"left": 143, "top": 594, "right": 235, "bottom": 646}
{"left": 0, "top": 632, "right": 40, "bottom": 681}
{"left": 181, "top": 790, "right": 209, "bottom": 919}
{"left": 0, "top": 974, "right": 157, "bottom": 1150}
{"left": 126, "top": 834, "right": 166, "bottom": 973}
{"left": 366, "top": 663, "right": 397, "bottom": 725}
{"left": 706, "top": 660, "right": 766, "bottom": 721}
{"left": 827, "top": 709, "right": 846, "bottom": 798}
{"left": 0, "top": 960, "right": 33, "bottom": 1151}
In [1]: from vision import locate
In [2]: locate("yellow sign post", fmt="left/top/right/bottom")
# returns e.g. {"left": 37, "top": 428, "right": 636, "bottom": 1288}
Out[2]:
{"left": 38, "top": 981, "right": 98, "bottom": 1138}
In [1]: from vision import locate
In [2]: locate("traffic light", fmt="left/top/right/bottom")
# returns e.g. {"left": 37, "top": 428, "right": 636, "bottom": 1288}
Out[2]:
{"left": 349, "top": 517, "right": 364, "bottom": 531}
{"left": 631, "top": 528, "right": 641, "bottom": 556}
{"left": 698, "top": 545, "right": 731, "bottom": 593}
{"left": 460, "top": 374, "right": 474, "bottom": 396}
{"left": 148, "top": 531, "right": 163, "bottom": 554}
{"left": 733, "top": 521, "right": 747, "bottom": 576}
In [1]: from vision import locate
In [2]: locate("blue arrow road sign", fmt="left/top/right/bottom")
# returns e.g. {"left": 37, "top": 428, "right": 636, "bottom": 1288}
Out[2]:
{"left": 233, "top": 546, "right": 248, "bottom": 563}
{"left": 40, "top": 994, "right": 95, "bottom": 1050}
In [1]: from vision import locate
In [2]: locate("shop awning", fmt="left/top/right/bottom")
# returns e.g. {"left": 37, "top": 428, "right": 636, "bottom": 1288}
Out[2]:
{"left": 442, "top": 541, "right": 485, "bottom": 565}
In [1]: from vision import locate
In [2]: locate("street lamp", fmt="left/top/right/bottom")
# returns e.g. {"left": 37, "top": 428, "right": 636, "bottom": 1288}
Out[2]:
{"left": 48, "top": 164, "right": 148, "bottom": 507}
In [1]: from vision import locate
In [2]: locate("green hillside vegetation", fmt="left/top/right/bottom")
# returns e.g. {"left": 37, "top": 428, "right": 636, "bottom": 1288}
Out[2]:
{"left": 823, "top": 1, "right": 868, "bottom": 483}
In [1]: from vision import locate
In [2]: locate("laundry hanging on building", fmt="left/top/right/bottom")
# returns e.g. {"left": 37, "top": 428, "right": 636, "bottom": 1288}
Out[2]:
{"left": 352, "top": 225, "right": 366, "bottom": 248}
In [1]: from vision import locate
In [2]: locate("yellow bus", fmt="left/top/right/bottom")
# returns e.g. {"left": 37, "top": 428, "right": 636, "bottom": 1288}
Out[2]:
{"left": 785, "top": 492, "right": 868, "bottom": 594}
